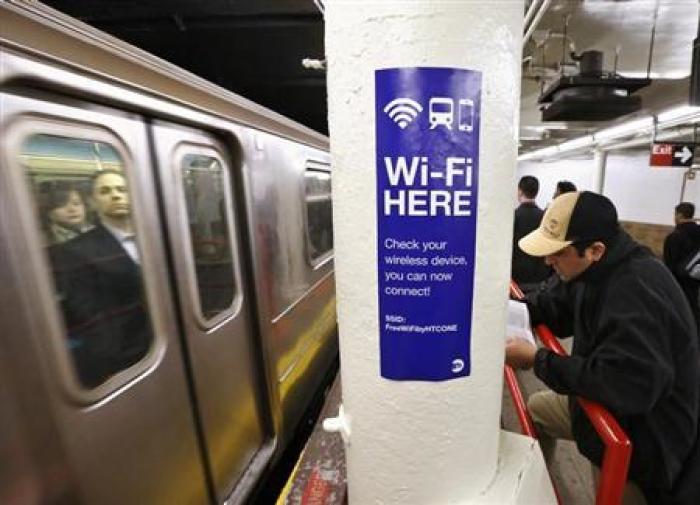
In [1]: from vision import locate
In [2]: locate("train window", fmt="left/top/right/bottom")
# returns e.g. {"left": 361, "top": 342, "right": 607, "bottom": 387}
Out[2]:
{"left": 304, "top": 166, "right": 334, "bottom": 264}
{"left": 20, "top": 133, "right": 155, "bottom": 389}
{"left": 180, "top": 153, "right": 236, "bottom": 322}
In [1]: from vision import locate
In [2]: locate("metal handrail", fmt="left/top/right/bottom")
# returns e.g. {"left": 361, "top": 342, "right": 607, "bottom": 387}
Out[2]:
{"left": 509, "top": 280, "right": 632, "bottom": 505}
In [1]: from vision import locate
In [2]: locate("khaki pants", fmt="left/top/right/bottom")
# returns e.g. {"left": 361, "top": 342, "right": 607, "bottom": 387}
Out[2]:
{"left": 528, "top": 390, "right": 647, "bottom": 505}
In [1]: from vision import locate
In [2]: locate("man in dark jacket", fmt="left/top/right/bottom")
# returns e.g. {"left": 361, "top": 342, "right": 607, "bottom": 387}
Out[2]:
{"left": 506, "top": 191, "right": 700, "bottom": 504}
{"left": 664, "top": 202, "right": 700, "bottom": 327}
{"left": 512, "top": 175, "right": 550, "bottom": 291}
{"left": 51, "top": 171, "right": 152, "bottom": 388}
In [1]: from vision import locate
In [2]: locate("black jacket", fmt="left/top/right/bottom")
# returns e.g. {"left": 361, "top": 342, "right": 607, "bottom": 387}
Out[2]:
{"left": 664, "top": 222, "right": 700, "bottom": 324}
{"left": 512, "top": 202, "right": 550, "bottom": 286}
{"left": 528, "top": 231, "right": 700, "bottom": 502}
{"left": 50, "top": 224, "right": 152, "bottom": 387}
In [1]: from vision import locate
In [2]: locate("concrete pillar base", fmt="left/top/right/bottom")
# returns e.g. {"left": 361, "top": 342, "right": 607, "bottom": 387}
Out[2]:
{"left": 469, "top": 430, "right": 557, "bottom": 504}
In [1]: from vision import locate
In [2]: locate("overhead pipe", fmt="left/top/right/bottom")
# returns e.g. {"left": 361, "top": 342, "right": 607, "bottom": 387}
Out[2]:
{"left": 523, "top": 0, "right": 553, "bottom": 49}
{"left": 523, "top": 0, "right": 543, "bottom": 33}
{"left": 592, "top": 149, "right": 608, "bottom": 194}
{"left": 690, "top": 0, "right": 700, "bottom": 104}
{"left": 646, "top": 0, "right": 661, "bottom": 78}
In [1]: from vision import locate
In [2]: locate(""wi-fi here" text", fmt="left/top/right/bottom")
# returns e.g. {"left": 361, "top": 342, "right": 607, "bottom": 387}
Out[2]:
{"left": 383, "top": 156, "right": 473, "bottom": 217}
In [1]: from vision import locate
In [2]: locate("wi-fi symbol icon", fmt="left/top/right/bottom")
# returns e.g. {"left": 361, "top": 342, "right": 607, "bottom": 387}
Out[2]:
{"left": 383, "top": 98, "right": 423, "bottom": 129}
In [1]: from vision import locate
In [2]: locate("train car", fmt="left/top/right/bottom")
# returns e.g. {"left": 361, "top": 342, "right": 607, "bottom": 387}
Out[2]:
{"left": 0, "top": 2, "right": 337, "bottom": 504}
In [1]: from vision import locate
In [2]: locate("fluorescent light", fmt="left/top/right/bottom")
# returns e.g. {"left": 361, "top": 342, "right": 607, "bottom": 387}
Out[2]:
{"left": 518, "top": 145, "right": 559, "bottom": 161}
{"left": 657, "top": 105, "right": 700, "bottom": 126}
{"left": 557, "top": 135, "right": 595, "bottom": 153}
{"left": 593, "top": 117, "right": 654, "bottom": 142}
{"left": 618, "top": 71, "right": 690, "bottom": 80}
{"left": 519, "top": 106, "right": 700, "bottom": 161}
{"left": 517, "top": 151, "right": 541, "bottom": 161}
{"left": 530, "top": 124, "right": 569, "bottom": 131}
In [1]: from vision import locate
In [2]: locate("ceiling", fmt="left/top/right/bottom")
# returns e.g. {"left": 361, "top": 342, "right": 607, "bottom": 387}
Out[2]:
{"left": 521, "top": 0, "right": 700, "bottom": 154}
{"left": 42, "top": 0, "right": 328, "bottom": 133}
{"left": 41, "top": 0, "right": 700, "bottom": 154}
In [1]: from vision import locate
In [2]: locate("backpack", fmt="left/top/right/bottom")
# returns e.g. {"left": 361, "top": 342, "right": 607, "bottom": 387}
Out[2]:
{"left": 683, "top": 247, "right": 700, "bottom": 280}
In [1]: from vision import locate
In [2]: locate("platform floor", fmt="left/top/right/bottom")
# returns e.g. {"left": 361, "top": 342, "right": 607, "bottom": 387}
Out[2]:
{"left": 501, "top": 364, "right": 596, "bottom": 505}
{"left": 275, "top": 375, "right": 347, "bottom": 505}
{"left": 278, "top": 361, "right": 594, "bottom": 505}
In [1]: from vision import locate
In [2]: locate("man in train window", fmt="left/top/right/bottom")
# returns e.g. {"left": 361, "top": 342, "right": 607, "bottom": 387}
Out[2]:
{"left": 51, "top": 170, "right": 152, "bottom": 388}
{"left": 505, "top": 191, "right": 700, "bottom": 504}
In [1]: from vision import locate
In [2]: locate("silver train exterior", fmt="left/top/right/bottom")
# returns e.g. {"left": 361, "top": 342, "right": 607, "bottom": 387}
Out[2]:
{"left": 0, "top": 2, "right": 337, "bottom": 504}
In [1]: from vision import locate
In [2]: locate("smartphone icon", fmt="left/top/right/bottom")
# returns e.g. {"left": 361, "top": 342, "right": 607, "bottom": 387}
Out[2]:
{"left": 458, "top": 98, "right": 474, "bottom": 132}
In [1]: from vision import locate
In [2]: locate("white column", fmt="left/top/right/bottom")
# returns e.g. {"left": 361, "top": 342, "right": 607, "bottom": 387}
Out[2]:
{"left": 592, "top": 149, "right": 608, "bottom": 194}
{"left": 325, "top": 2, "right": 544, "bottom": 503}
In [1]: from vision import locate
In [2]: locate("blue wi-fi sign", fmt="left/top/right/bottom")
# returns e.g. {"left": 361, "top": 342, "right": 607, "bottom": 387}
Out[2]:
{"left": 375, "top": 67, "right": 482, "bottom": 381}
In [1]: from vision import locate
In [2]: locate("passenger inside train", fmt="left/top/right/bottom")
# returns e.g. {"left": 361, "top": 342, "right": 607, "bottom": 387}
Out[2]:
{"left": 39, "top": 181, "right": 93, "bottom": 245}
{"left": 47, "top": 168, "right": 153, "bottom": 388}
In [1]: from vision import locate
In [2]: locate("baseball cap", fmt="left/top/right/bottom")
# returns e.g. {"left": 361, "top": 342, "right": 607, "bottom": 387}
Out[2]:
{"left": 518, "top": 191, "right": 619, "bottom": 257}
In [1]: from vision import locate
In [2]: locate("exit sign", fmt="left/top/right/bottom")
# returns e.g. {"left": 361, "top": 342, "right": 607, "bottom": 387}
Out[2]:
{"left": 650, "top": 143, "right": 694, "bottom": 167}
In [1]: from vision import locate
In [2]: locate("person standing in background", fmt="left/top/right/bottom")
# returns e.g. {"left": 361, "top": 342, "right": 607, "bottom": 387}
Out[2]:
{"left": 664, "top": 202, "right": 700, "bottom": 328}
{"left": 553, "top": 180, "right": 577, "bottom": 199}
{"left": 512, "top": 175, "right": 550, "bottom": 292}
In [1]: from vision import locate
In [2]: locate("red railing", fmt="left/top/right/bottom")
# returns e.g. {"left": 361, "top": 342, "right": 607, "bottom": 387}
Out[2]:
{"left": 507, "top": 280, "right": 632, "bottom": 505}
{"left": 504, "top": 365, "right": 537, "bottom": 437}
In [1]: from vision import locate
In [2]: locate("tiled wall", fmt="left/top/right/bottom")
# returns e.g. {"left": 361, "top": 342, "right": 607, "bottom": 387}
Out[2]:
{"left": 620, "top": 221, "right": 674, "bottom": 258}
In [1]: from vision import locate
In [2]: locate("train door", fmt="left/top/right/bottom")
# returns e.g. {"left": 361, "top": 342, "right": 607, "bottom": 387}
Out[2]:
{"left": 150, "top": 122, "right": 269, "bottom": 502}
{"left": 0, "top": 92, "right": 209, "bottom": 504}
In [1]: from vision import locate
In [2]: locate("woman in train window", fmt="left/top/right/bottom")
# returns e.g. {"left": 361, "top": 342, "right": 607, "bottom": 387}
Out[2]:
{"left": 40, "top": 180, "right": 93, "bottom": 245}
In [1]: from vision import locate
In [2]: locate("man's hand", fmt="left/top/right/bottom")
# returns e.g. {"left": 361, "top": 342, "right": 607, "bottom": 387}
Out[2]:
{"left": 505, "top": 337, "right": 537, "bottom": 370}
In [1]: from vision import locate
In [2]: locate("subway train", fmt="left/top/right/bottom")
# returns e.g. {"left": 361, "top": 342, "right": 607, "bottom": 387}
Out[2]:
{"left": 0, "top": 2, "right": 337, "bottom": 504}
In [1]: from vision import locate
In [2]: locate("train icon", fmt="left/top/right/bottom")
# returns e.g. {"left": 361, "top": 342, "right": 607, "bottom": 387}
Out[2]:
{"left": 428, "top": 97, "right": 474, "bottom": 131}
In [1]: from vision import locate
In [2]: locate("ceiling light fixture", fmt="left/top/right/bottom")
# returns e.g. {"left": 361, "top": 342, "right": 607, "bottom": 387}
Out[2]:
{"left": 592, "top": 117, "right": 654, "bottom": 142}
{"left": 557, "top": 135, "right": 595, "bottom": 152}
{"left": 518, "top": 104, "right": 700, "bottom": 162}
{"left": 656, "top": 105, "right": 700, "bottom": 127}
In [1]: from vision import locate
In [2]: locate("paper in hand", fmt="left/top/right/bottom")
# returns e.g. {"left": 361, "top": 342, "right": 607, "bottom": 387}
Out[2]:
{"left": 506, "top": 300, "right": 536, "bottom": 348}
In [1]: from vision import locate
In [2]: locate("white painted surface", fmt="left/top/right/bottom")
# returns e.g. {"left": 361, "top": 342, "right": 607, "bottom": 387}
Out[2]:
{"left": 517, "top": 158, "right": 598, "bottom": 209}
{"left": 605, "top": 150, "right": 691, "bottom": 225}
{"left": 466, "top": 431, "right": 557, "bottom": 505}
{"left": 325, "top": 1, "right": 528, "bottom": 503}
{"left": 517, "top": 149, "right": 700, "bottom": 225}
{"left": 591, "top": 150, "right": 607, "bottom": 194}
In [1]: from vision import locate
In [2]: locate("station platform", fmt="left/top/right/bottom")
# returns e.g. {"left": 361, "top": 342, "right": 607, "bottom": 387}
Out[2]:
{"left": 275, "top": 375, "right": 347, "bottom": 505}
{"left": 276, "top": 358, "right": 594, "bottom": 505}
{"left": 501, "top": 348, "right": 595, "bottom": 505}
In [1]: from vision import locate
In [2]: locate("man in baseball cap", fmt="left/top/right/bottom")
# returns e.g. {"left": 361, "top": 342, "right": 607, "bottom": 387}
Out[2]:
{"left": 517, "top": 191, "right": 619, "bottom": 282}
{"left": 506, "top": 191, "right": 700, "bottom": 504}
